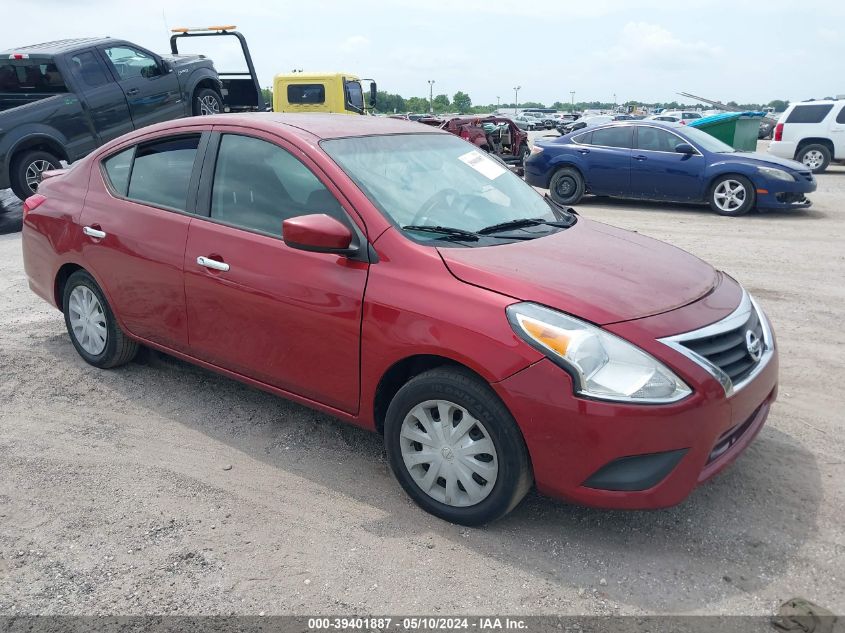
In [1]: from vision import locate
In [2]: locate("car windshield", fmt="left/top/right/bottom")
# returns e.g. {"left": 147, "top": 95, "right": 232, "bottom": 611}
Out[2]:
{"left": 681, "top": 126, "right": 736, "bottom": 153}
{"left": 322, "top": 134, "right": 573, "bottom": 245}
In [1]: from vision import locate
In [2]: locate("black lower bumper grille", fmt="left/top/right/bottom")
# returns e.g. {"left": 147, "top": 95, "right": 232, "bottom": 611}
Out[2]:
{"left": 707, "top": 406, "right": 759, "bottom": 464}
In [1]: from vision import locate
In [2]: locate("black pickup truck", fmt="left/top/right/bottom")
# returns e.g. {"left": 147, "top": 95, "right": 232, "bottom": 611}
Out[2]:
{"left": 0, "top": 37, "right": 224, "bottom": 200}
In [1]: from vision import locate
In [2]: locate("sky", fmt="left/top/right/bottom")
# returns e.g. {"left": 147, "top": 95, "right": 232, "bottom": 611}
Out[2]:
{"left": 4, "top": 0, "right": 843, "bottom": 107}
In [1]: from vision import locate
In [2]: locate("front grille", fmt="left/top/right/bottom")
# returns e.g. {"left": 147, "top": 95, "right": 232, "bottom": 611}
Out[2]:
{"left": 678, "top": 306, "right": 764, "bottom": 384}
{"left": 797, "top": 171, "right": 814, "bottom": 182}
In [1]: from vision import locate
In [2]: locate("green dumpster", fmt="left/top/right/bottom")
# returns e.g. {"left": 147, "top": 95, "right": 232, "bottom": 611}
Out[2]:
{"left": 687, "top": 111, "right": 764, "bottom": 151}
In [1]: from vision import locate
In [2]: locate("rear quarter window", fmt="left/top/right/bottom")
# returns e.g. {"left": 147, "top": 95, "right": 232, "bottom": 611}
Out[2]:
{"left": 786, "top": 104, "right": 834, "bottom": 124}
{"left": 837, "top": 106, "right": 845, "bottom": 124}
{"left": 102, "top": 147, "right": 134, "bottom": 196}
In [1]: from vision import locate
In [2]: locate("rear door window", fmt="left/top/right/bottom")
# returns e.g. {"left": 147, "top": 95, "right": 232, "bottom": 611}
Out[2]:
{"left": 590, "top": 126, "right": 634, "bottom": 149}
{"left": 126, "top": 135, "right": 200, "bottom": 210}
{"left": 786, "top": 104, "right": 834, "bottom": 124}
{"left": 68, "top": 51, "right": 110, "bottom": 88}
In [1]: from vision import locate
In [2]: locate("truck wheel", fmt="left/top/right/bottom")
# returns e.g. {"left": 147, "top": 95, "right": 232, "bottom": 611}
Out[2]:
{"left": 518, "top": 143, "right": 530, "bottom": 163}
{"left": 193, "top": 88, "right": 223, "bottom": 116}
{"left": 10, "top": 150, "right": 61, "bottom": 200}
{"left": 796, "top": 144, "right": 830, "bottom": 173}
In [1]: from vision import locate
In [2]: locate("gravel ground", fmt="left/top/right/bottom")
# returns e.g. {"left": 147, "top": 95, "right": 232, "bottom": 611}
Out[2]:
{"left": 0, "top": 142, "right": 843, "bottom": 616}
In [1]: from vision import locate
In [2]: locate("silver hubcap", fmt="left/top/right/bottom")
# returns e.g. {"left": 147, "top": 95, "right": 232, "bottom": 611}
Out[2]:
{"left": 802, "top": 150, "right": 824, "bottom": 169}
{"left": 399, "top": 399, "right": 498, "bottom": 507}
{"left": 25, "top": 160, "right": 54, "bottom": 192}
{"left": 713, "top": 179, "right": 747, "bottom": 212}
{"left": 68, "top": 286, "right": 107, "bottom": 355}
{"left": 199, "top": 95, "right": 220, "bottom": 115}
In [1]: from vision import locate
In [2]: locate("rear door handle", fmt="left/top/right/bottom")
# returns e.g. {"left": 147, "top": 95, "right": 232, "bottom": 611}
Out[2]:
{"left": 126, "top": 88, "right": 140, "bottom": 96}
{"left": 197, "top": 256, "right": 230, "bottom": 272}
{"left": 82, "top": 226, "right": 106, "bottom": 239}
{"left": 577, "top": 148, "right": 590, "bottom": 155}
{"left": 634, "top": 155, "right": 648, "bottom": 161}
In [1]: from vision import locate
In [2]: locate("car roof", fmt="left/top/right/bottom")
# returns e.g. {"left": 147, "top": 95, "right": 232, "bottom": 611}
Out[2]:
{"left": 1, "top": 37, "right": 119, "bottom": 56}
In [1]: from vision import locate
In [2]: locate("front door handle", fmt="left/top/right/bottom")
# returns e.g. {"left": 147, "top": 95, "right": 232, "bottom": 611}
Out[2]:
{"left": 634, "top": 155, "right": 648, "bottom": 161}
{"left": 126, "top": 88, "right": 140, "bottom": 96}
{"left": 577, "top": 148, "right": 590, "bottom": 155}
{"left": 82, "top": 226, "right": 106, "bottom": 239}
{"left": 197, "top": 256, "right": 230, "bottom": 272}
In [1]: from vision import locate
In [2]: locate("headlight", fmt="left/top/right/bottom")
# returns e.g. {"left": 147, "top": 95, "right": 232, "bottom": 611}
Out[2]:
{"left": 529, "top": 145, "right": 544, "bottom": 156}
{"left": 757, "top": 166, "right": 795, "bottom": 182}
{"left": 507, "top": 303, "right": 691, "bottom": 404}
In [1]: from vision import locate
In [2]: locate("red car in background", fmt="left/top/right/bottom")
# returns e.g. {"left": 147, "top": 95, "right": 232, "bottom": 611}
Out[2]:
{"left": 22, "top": 114, "right": 777, "bottom": 525}
{"left": 421, "top": 116, "right": 530, "bottom": 165}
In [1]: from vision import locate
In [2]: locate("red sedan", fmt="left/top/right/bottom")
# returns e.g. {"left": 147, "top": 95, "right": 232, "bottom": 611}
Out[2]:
{"left": 22, "top": 114, "right": 778, "bottom": 525}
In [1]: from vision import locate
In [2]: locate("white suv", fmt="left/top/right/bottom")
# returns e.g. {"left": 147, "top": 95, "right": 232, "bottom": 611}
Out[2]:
{"left": 768, "top": 100, "right": 845, "bottom": 173}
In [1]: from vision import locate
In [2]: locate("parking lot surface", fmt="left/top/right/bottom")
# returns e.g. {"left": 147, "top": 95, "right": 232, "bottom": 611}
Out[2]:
{"left": 1, "top": 146, "right": 843, "bottom": 616}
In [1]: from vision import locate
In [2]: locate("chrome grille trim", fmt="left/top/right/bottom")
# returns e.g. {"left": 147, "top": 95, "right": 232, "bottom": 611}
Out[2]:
{"left": 658, "top": 289, "right": 774, "bottom": 397}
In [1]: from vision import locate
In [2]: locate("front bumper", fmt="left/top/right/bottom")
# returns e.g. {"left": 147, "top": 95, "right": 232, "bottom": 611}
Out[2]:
{"left": 493, "top": 327, "right": 779, "bottom": 510}
{"left": 755, "top": 173, "right": 816, "bottom": 209}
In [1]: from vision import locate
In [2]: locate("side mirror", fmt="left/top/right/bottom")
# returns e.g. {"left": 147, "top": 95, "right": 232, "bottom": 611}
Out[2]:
{"left": 283, "top": 214, "right": 354, "bottom": 254}
{"left": 159, "top": 59, "right": 172, "bottom": 74}
{"left": 675, "top": 142, "right": 695, "bottom": 154}
{"left": 369, "top": 81, "right": 377, "bottom": 108}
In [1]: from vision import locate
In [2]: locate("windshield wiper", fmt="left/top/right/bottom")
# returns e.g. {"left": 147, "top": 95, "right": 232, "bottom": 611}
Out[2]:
{"left": 477, "top": 217, "right": 573, "bottom": 235}
{"left": 402, "top": 225, "right": 480, "bottom": 241}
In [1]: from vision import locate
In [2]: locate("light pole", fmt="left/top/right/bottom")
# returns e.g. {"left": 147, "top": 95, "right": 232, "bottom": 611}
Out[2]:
{"left": 513, "top": 85, "right": 521, "bottom": 116}
{"left": 427, "top": 80, "right": 435, "bottom": 114}
{"left": 570, "top": 91, "right": 575, "bottom": 112}
{"left": 613, "top": 93, "right": 617, "bottom": 110}
{"left": 496, "top": 95, "right": 500, "bottom": 110}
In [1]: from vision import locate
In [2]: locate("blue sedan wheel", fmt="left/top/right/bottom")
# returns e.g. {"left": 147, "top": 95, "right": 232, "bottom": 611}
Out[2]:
{"left": 708, "top": 175, "right": 755, "bottom": 217}
{"left": 549, "top": 167, "right": 585, "bottom": 205}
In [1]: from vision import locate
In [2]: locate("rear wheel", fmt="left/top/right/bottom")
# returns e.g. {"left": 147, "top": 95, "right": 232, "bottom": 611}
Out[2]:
{"left": 548, "top": 166, "right": 585, "bottom": 205}
{"left": 796, "top": 144, "right": 830, "bottom": 173}
{"left": 384, "top": 367, "right": 532, "bottom": 525}
{"left": 62, "top": 270, "right": 138, "bottom": 368}
{"left": 708, "top": 175, "right": 755, "bottom": 216}
{"left": 193, "top": 88, "right": 223, "bottom": 116}
{"left": 10, "top": 149, "right": 61, "bottom": 200}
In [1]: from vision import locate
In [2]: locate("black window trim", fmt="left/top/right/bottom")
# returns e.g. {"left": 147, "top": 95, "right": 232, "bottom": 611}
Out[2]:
{"left": 193, "top": 129, "right": 370, "bottom": 257}
{"left": 633, "top": 124, "right": 703, "bottom": 156}
{"left": 98, "top": 131, "right": 208, "bottom": 216}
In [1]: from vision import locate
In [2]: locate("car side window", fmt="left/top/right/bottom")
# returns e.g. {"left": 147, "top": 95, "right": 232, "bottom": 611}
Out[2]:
{"left": 590, "top": 126, "right": 633, "bottom": 149}
{"left": 69, "top": 51, "right": 110, "bottom": 88}
{"left": 636, "top": 127, "right": 683, "bottom": 152}
{"left": 103, "top": 45, "right": 159, "bottom": 80}
{"left": 102, "top": 147, "right": 134, "bottom": 195}
{"left": 126, "top": 135, "right": 200, "bottom": 211}
{"left": 786, "top": 104, "right": 834, "bottom": 124}
{"left": 572, "top": 131, "right": 592, "bottom": 144}
{"left": 210, "top": 134, "right": 345, "bottom": 237}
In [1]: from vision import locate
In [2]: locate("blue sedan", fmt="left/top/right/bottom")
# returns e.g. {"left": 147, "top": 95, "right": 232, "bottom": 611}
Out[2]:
{"left": 524, "top": 121, "right": 816, "bottom": 216}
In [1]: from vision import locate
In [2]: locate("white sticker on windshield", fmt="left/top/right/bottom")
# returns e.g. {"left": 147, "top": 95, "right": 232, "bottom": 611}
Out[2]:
{"left": 458, "top": 150, "right": 507, "bottom": 180}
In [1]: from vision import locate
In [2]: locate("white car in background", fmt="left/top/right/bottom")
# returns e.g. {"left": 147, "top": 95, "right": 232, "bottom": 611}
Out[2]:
{"left": 768, "top": 100, "right": 845, "bottom": 173}
{"left": 648, "top": 111, "right": 703, "bottom": 125}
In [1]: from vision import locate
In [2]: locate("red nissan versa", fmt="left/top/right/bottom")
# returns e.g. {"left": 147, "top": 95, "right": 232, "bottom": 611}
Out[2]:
{"left": 22, "top": 114, "right": 778, "bottom": 525}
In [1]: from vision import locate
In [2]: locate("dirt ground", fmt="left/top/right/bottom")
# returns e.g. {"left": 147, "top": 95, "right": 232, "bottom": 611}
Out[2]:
{"left": 0, "top": 142, "right": 843, "bottom": 617}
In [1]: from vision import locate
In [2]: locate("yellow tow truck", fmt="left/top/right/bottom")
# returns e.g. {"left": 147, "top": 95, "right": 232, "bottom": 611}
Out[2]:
{"left": 273, "top": 72, "right": 377, "bottom": 115}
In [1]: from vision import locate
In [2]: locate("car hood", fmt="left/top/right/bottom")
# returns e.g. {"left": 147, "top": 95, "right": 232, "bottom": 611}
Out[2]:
{"left": 717, "top": 151, "right": 807, "bottom": 172}
{"left": 438, "top": 218, "right": 718, "bottom": 325}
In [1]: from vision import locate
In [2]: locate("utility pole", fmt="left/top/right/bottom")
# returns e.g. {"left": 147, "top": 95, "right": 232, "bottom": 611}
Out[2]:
{"left": 496, "top": 95, "right": 500, "bottom": 110}
{"left": 513, "top": 86, "right": 521, "bottom": 116}
{"left": 570, "top": 91, "right": 575, "bottom": 112}
{"left": 428, "top": 80, "right": 435, "bottom": 114}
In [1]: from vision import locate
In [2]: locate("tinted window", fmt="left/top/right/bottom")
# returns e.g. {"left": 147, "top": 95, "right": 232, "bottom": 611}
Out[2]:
{"left": 69, "top": 51, "right": 109, "bottom": 88}
{"left": 211, "top": 134, "right": 344, "bottom": 237}
{"left": 572, "top": 131, "right": 592, "bottom": 144}
{"left": 590, "top": 126, "right": 633, "bottom": 149}
{"left": 786, "top": 104, "right": 834, "bottom": 124}
{"left": 345, "top": 80, "right": 364, "bottom": 112}
{"left": 683, "top": 112, "right": 702, "bottom": 119}
{"left": 636, "top": 127, "right": 685, "bottom": 152}
{"left": 127, "top": 136, "right": 199, "bottom": 210}
{"left": 0, "top": 59, "right": 67, "bottom": 93}
{"left": 287, "top": 84, "right": 325, "bottom": 104}
{"left": 102, "top": 147, "right": 134, "bottom": 195}
{"left": 103, "top": 46, "right": 158, "bottom": 80}
{"left": 837, "top": 106, "right": 845, "bottom": 124}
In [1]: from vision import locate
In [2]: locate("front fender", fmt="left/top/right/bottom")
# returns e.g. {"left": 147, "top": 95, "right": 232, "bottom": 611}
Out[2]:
{"left": 182, "top": 68, "right": 223, "bottom": 101}
{"left": 702, "top": 161, "right": 761, "bottom": 198}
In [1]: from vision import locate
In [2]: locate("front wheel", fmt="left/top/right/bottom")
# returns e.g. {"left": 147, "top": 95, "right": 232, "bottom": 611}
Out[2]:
{"left": 548, "top": 166, "right": 585, "bottom": 205}
{"left": 193, "top": 88, "right": 223, "bottom": 116}
{"left": 518, "top": 143, "right": 530, "bottom": 164}
{"left": 384, "top": 367, "right": 532, "bottom": 525}
{"left": 708, "top": 175, "right": 755, "bottom": 216}
{"left": 796, "top": 144, "right": 831, "bottom": 173}
{"left": 10, "top": 149, "right": 61, "bottom": 200}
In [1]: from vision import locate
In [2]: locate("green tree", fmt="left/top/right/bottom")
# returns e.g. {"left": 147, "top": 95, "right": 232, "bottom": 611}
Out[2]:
{"left": 432, "top": 93, "right": 451, "bottom": 113}
{"left": 261, "top": 87, "right": 273, "bottom": 106}
{"left": 452, "top": 91, "right": 472, "bottom": 113}
{"left": 768, "top": 99, "right": 789, "bottom": 112}
{"left": 406, "top": 96, "right": 429, "bottom": 113}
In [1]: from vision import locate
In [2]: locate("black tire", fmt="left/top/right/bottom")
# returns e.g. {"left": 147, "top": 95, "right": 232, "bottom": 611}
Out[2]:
{"left": 62, "top": 270, "right": 138, "bottom": 368}
{"left": 518, "top": 143, "right": 530, "bottom": 164}
{"left": 548, "top": 166, "right": 585, "bottom": 205}
{"left": 384, "top": 367, "right": 533, "bottom": 526}
{"left": 10, "top": 149, "right": 61, "bottom": 200}
{"left": 796, "top": 144, "right": 831, "bottom": 174}
{"left": 192, "top": 87, "right": 223, "bottom": 116}
{"left": 708, "top": 174, "right": 755, "bottom": 217}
